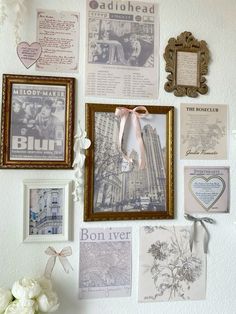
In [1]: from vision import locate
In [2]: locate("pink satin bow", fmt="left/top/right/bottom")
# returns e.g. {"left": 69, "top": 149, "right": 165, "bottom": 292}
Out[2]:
{"left": 44, "top": 246, "right": 73, "bottom": 279}
{"left": 115, "top": 106, "right": 149, "bottom": 169}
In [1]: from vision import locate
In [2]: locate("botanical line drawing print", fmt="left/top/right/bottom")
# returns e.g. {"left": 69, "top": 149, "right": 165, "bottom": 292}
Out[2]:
{"left": 181, "top": 120, "right": 226, "bottom": 153}
{"left": 139, "top": 226, "right": 206, "bottom": 302}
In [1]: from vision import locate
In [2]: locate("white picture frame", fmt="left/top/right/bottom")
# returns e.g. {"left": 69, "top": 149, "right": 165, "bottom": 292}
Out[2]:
{"left": 23, "top": 179, "right": 71, "bottom": 242}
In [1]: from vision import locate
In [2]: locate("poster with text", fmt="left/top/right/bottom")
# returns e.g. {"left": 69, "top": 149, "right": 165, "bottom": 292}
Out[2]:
{"left": 79, "top": 227, "right": 132, "bottom": 299}
{"left": 180, "top": 104, "right": 228, "bottom": 160}
{"left": 10, "top": 83, "right": 66, "bottom": 161}
{"left": 184, "top": 166, "right": 230, "bottom": 213}
{"left": 36, "top": 10, "right": 79, "bottom": 72}
{"left": 86, "top": 0, "right": 159, "bottom": 99}
{"left": 139, "top": 226, "right": 206, "bottom": 302}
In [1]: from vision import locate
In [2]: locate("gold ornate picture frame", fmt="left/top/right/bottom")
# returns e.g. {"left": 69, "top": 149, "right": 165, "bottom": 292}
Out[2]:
{"left": 164, "top": 31, "right": 210, "bottom": 98}
{"left": 84, "top": 103, "right": 174, "bottom": 221}
{"left": 0, "top": 74, "right": 75, "bottom": 169}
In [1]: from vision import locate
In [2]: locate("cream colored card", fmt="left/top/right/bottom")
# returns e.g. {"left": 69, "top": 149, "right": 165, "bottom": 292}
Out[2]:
{"left": 176, "top": 51, "right": 198, "bottom": 87}
{"left": 180, "top": 104, "right": 228, "bottom": 159}
{"left": 184, "top": 166, "right": 230, "bottom": 213}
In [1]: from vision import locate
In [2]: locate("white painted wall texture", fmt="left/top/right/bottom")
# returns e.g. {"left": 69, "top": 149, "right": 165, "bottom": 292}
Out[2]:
{"left": 0, "top": 0, "right": 236, "bottom": 313}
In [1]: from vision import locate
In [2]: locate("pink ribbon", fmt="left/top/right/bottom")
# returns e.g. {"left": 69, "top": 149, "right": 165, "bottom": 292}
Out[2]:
{"left": 115, "top": 106, "right": 148, "bottom": 169}
{"left": 44, "top": 246, "right": 73, "bottom": 279}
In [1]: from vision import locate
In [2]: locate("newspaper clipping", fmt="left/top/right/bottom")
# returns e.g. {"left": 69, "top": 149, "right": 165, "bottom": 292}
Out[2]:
{"left": 79, "top": 227, "right": 132, "bottom": 299}
{"left": 86, "top": 0, "right": 159, "bottom": 99}
{"left": 10, "top": 83, "right": 66, "bottom": 161}
{"left": 36, "top": 10, "right": 80, "bottom": 72}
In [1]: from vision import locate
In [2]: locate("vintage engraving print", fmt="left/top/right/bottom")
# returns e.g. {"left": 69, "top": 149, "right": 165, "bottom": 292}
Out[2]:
{"left": 36, "top": 10, "right": 79, "bottom": 72}
{"left": 79, "top": 227, "right": 132, "bottom": 299}
{"left": 86, "top": 0, "right": 159, "bottom": 99}
{"left": 139, "top": 226, "right": 206, "bottom": 302}
{"left": 184, "top": 166, "right": 229, "bottom": 213}
{"left": 180, "top": 104, "right": 228, "bottom": 160}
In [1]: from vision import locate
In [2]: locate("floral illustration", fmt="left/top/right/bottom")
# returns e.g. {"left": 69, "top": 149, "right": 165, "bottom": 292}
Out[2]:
{"left": 139, "top": 226, "right": 205, "bottom": 302}
{"left": 181, "top": 120, "right": 226, "bottom": 153}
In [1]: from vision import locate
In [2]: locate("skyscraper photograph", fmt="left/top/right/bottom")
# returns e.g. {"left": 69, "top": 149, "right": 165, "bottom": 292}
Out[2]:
{"left": 93, "top": 112, "right": 166, "bottom": 213}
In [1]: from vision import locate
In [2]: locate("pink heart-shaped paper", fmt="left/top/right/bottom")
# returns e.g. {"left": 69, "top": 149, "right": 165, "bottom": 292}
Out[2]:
{"left": 17, "top": 42, "right": 42, "bottom": 69}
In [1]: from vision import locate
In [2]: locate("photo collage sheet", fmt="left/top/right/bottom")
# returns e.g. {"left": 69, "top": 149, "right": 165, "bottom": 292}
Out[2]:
{"left": 0, "top": 0, "right": 230, "bottom": 304}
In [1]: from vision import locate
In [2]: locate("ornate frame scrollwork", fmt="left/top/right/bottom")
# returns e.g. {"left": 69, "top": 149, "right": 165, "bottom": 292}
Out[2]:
{"left": 164, "top": 31, "right": 210, "bottom": 98}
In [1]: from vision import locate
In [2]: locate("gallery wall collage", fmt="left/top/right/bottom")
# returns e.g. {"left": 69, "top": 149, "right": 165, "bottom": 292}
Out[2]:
{"left": 0, "top": 0, "right": 232, "bottom": 313}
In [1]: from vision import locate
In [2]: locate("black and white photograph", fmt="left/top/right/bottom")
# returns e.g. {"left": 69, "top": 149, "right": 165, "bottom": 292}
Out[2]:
{"left": 0, "top": 74, "right": 75, "bottom": 169}
{"left": 85, "top": 104, "right": 174, "bottom": 221}
{"left": 94, "top": 112, "right": 166, "bottom": 212}
{"left": 10, "top": 83, "right": 66, "bottom": 161}
{"left": 23, "top": 180, "right": 71, "bottom": 242}
{"left": 88, "top": 19, "right": 154, "bottom": 67}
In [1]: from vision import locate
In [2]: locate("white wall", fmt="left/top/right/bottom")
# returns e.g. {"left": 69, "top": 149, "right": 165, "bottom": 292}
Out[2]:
{"left": 0, "top": 0, "right": 236, "bottom": 313}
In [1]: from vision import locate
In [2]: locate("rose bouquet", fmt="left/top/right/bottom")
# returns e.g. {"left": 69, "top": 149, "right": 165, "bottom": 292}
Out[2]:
{"left": 0, "top": 277, "right": 59, "bottom": 314}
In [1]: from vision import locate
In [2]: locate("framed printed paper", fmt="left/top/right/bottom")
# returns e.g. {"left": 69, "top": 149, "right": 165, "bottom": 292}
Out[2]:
{"left": 0, "top": 74, "right": 75, "bottom": 169}
{"left": 84, "top": 104, "right": 174, "bottom": 221}
{"left": 23, "top": 180, "right": 72, "bottom": 242}
{"left": 184, "top": 166, "right": 230, "bottom": 213}
{"left": 164, "top": 31, "right": 210, "bottom": 97}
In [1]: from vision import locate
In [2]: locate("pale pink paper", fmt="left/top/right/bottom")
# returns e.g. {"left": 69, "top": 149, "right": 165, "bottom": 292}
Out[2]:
{"left": 17, "top": 42, "right": 42, "bottom": 68}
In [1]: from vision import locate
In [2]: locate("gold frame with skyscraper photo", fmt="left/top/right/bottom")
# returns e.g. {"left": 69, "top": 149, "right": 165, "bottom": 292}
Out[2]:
{"left": 84, "top": 103, "right": 174, "bottom": 221}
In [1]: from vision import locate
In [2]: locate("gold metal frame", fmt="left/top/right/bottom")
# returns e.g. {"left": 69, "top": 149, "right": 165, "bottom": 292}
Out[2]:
{"left": 164, "top": 31, "right": 210, "bottom": 98}
{"left": 0, "top": 74, "right": 75, "bottom": 169}
{"left": 84, "top": 103, "right": 174, "bottom": 221}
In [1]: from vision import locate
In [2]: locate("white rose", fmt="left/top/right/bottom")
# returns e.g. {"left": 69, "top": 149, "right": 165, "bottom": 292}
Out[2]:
{"left": 37, "top": 291, "right": 59, "bottom": 313}
{"left": 12, "top": 278, "right": 41, "bottom": 300}
{"left": 4, "top": 300, "right": 37, "bottom": 314}
{"left": 0, "top": 288, "right": 12, "bottom": 312}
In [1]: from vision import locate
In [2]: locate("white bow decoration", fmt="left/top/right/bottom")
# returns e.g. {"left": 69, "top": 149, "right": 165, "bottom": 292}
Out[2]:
{"left": 44, "top": 246, "right": 73, "bottom": 279}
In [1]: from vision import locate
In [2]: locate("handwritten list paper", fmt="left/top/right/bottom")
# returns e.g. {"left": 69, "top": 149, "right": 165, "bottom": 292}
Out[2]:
{"left": 79, "top": 227, "right": 132, "bottom": 299}
{"left": 36, "top": 10, "right": 79, "bottom": 72}
{"left": 176, "top": 51, "right": 198, "bottom": 87}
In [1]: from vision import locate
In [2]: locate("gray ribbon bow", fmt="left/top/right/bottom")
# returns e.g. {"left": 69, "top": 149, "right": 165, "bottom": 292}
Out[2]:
{"left": 184, "top": 214, "right": 215, "bottom": 254}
